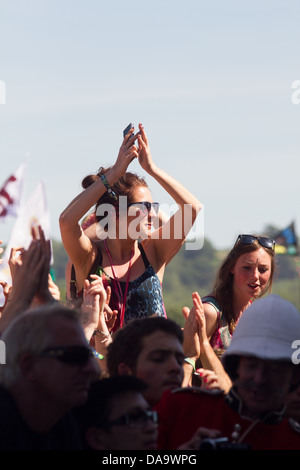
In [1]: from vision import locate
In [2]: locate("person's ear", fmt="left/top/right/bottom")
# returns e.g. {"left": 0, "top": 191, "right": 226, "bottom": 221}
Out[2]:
{"left": 85, "top": 427, "right": 106, "bottom": 450}
{"left": 118, "top": 362, "right": 133, "bottom": 376}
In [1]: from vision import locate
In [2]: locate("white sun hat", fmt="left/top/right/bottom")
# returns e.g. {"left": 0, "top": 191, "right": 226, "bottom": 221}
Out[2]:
{"left": 222, "top": 294, "right": 300, "bottom": 367}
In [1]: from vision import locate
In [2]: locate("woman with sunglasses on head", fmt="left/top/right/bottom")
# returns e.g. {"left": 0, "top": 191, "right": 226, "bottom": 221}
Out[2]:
{"left": 182, "top": 234, "right": 276, "bottom": 391}
{"left": 202, "top": 234, "right": 276, "bottom": 351}
{"left": 60, "top": 123, "right": 201, "bottom": 332}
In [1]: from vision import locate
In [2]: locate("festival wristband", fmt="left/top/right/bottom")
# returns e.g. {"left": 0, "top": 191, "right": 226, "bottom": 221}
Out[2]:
{"left": 100, "top": 174, "right": 118, "bottom": 200}
{"left": 184, "top": 357, "right": 196, "bottom": 370}
{"left": 91, "top": 348, "right": 104, "bottom": 360}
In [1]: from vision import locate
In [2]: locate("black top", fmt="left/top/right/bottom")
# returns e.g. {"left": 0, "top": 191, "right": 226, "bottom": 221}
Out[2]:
{"left": 0, "top": 385, "right": 83, "bottom": 450}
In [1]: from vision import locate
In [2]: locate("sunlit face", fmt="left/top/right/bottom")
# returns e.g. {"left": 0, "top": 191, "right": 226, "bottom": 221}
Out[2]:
{"left": 33, "top": 318, "right": 98, "bottom": 410}
{"left": 134, "top": 331, "right": 185, "bottom": 406}
{"left": 126, "top": 186, "right": 158, "bottom": 239}
{"left": 231, "top": 248, "right": 272, "bottom": 301}
{"left": 236, "top": 356, "right": 294, "bottom": 419}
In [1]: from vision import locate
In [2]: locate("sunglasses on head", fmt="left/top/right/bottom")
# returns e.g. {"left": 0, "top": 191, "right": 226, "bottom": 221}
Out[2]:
{"left": 40, "top": 345, "right": 95, "bottom": 365}
{"left": 235, "top": 234, "right": 275, "bottom": 251}
{"left": 127, "top": 201, "right": 159, "bottom": 215}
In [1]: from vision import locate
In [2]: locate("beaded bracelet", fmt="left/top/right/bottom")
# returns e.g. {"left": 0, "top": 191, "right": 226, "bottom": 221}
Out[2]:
{"left": 100, "top": 174, "right": 118, "bottom": 201}
{"left": 93, "top": 329, "right": 111, "bottom": 338}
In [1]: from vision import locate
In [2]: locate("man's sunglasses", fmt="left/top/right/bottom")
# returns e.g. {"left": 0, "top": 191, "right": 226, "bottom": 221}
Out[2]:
{"left": 40, "top": 345, "right": 95, "bottom": 365}
{"left": 107, "top": 409, "right": 158, "bottom": 428}
{"left": 128, "top": 201, "right": 159, "bottom": 215}
{"left": 235, "top": 234, "right": 275, "bottom": 251}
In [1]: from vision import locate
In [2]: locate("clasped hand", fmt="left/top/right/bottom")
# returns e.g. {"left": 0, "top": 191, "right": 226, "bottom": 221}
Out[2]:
{"left": 114, "top": 123, "right": 155, "bottom": 176}
{"left": 81, "top": 274, "right": 117, "bottom": 337}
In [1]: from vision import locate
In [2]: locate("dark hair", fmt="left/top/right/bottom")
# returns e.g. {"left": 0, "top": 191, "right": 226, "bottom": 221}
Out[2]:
{"left": 82, "top": 167, "right": 148, "bottom": 228}
{"left": 222, "top": 354, "right": 241, "bottom": 381}
{"left": 106, "top": 317, "right": 183, "bottom": 377}
{"left": 212, "top": 237, "right": 276, "bottom": 333}
{"left": 73, "top": 376, "right": 148, "bottom": 445}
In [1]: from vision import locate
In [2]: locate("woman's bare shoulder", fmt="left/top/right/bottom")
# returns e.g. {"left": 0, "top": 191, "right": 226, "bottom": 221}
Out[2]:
{"left": 202, "top": 297, "right": 219, "bottom": 321}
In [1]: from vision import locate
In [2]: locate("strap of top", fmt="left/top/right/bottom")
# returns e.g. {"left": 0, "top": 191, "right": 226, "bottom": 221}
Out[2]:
{"left": 201, "top": 295, "right": 221, "bottom": 315}
{"left": 70, "top": 264, "right": 77, "bottom": 299}
{"left": 138, "top": 241, "right": 150, "bottom": 268}
{"left": 69, "top": 248, "right": 103, "bottom": 300}
{"left": 202, "top": 295, "right": 224, "bottom": 346}
{"left": 69, "top": 242, "right": 150, "bottom": 299}
{"left": 89, "top": 248, "right": 103, "bottom": 277}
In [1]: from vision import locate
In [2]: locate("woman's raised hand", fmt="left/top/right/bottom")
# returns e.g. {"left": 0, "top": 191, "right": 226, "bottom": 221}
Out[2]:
{"left": 136, "top": 123, "right": 155, "bottom": 174}
{"left": 182, "top": 304, "right": 201, "bottom": 360}
{"left": 191, "top": 291, "right": 208, "bottom": 345}
{"left": 113, "top": 126, "right": 139, "bottom": 176}
{"left": 86, "top": 274, "right": 117, "bottom": 332}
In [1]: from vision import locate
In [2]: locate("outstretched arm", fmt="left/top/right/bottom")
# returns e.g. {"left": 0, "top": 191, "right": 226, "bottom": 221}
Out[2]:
{"left": 59, "top": 132, "right": 139, "bottom": 278}
{"left": 181, "top": 305, "right": 201, "bottom": 387}
{"left": 193, "top": 292, "right": 232, "bottom": 393}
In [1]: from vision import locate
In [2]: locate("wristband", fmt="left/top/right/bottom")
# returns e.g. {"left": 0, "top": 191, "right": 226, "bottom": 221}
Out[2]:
{"left": 100, "top": 174, "right": 118, "bottom": 200}
{"left": 184, "top": 357, "right": 196, "bottom": 370}
{"left": 91, "top": 348, "right": 104, "bottom": 360}
{"left": 93, "top": 329, "right": 111, "bottom": 338}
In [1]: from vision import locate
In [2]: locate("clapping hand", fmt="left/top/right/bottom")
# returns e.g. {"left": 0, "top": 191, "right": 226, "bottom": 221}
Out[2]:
{"left": 81, "top": 274, "right": 117, "bottom": 342}
{"left": 0, "top": 226, "right": 53, "bottom": 332}
{"left": 136, "top": 124, "right": 155, "bottom": 174}
{"left": 8, "top": 225, "right": 52, "bottom": 306}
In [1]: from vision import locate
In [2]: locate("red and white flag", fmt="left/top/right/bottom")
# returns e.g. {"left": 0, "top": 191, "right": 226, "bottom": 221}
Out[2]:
{"left": 0, "top": 162, "right": 26, "bottom": 221}
{"left": 0, "top": 180, "right": 52, "bottom": 284}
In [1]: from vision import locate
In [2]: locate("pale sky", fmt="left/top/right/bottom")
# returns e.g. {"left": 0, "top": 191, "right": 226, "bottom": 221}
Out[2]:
{"left": 1, "top": 0, "right": 300, "bottom": 250}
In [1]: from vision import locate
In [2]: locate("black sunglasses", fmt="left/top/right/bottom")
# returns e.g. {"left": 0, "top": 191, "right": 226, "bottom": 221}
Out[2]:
{"left": 40, "top": 345, "right": 95, "bottom": 365}
{"left": 235, "top": 234, "right": 275, "bottom": 251}
{"left": 127, "top": 201, "right": 159, "bottom": 215}
{"left": 107, "top": 409, "right": 158, "bottom": 428}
